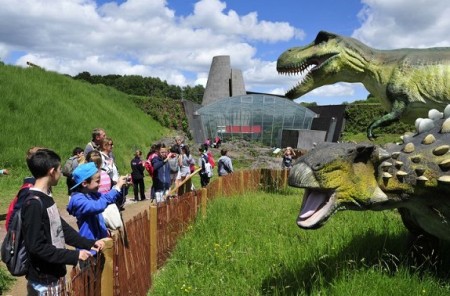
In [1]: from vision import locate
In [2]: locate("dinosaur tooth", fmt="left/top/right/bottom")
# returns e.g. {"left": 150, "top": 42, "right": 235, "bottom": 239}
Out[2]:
{"left": 422, "top": 134, "right": 436, "bottom": 144}
{"left": 416, "top": 176, "right": 429, "bottom": 181}
{"left": 382, "top": 172, "right": 392, "bottom": 179}
{"left": 395, "top": 161, "right": 403, "bottom": 168}
{"left": 437, "top": 175, "right": 450, "bottom": 183}
{"left": 396, "top": 170, "right": 408, "bottom": 177}
{"left": 439, "top": 159, "right": 450, "bottom": 169}
{"left": 433, "top": 145, "right": 450, "bottom": 156}
{"left": 441, "top": 118, "right": 450, "bottom": 133}
{"left": 403, "top": 143, "right": 415, "bottom": 153}
{"left": 428, "top": 109, "right": 443, "bottom": 120}
{"left": 381, "top": 161, "right": 393, "bottom": 167}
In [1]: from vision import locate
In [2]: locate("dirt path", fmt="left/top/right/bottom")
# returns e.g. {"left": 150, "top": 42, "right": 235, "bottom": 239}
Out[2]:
{"left": 1, "top": 195, "right": 153, "bottom": 296}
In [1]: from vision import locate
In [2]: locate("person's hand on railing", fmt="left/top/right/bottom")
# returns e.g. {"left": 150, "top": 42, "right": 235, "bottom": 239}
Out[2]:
{"left": 92, "top": 240, "right": 105, "bottom": 252}
{"left": 78, "top": 250, "right": 93, "bottom": 261}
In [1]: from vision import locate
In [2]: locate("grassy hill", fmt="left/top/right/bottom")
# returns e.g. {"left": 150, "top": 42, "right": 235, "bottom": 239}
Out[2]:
{"left": 0, "top": 64, "right": 170, "bottom": 212}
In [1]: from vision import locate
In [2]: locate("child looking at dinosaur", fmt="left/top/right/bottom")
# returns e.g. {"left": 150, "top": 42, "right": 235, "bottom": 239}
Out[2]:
{"left": 67, "top": 162, "right": 127, "bottom": 242}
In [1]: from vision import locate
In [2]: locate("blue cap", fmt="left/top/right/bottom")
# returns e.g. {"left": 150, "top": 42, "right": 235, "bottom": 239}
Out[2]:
{"left": 70, "top": 162, "right": 99, "bottom": 190}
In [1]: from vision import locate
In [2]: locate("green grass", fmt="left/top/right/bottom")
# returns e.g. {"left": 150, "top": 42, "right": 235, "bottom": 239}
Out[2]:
{"left": 341, "top": 132, "right": 402, "bottom": 145}
{"left": 149, "top": 190, "right": 450, "bottom": 295}
{"left": 0, "top": 64, "right": 171, "bottom": 212}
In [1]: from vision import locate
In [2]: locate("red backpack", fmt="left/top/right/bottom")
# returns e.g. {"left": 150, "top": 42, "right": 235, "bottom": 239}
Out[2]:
{"left": 207, "top": 151, "right": 215, "bottom": 169}
{"left": 144, "top": 153, "right": 157, "bottom": 177}
{"left": 5, "top": 182, "right": 33, "bottom": 230}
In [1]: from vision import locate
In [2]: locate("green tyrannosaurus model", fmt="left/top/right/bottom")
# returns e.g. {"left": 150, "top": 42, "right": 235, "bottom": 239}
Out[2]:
{"left": 289, "top": 105, "right": 450, "bottom": 242}
{"left": 277, "top": 31, "right": 450, "bottom": 139}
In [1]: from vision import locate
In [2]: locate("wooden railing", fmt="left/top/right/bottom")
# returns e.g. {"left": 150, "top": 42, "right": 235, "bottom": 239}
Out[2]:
{"left": 66, "top": 169, "right": 289, "bottom": 295}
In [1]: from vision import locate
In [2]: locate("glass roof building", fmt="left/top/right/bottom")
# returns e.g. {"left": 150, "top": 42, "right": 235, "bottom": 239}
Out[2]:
{"left": 195, "top": 94, "right": 317, "bottom": 147}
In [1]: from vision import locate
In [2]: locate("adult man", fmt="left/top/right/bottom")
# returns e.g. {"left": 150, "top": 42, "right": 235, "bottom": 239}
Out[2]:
{"left": 22, "top": 148, "right": 104, "bottom": 294}
{"left": 84, "top": 128, "right": 106, "bottom": 155}
{"left": 151, "top": 146, "right": 174, "bottom": 203}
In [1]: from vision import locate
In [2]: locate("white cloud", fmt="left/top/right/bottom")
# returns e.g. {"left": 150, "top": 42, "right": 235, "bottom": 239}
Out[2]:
{"left": 182, "top": 0, "right": 301, "bottom": 43}
{"left": 308, "top": 83, "right": 355, "bottom": 97}
{"left": 4, "top": 0, "right": 450, "bottom": 105}
{"left": 0, "top": 0, "right": 301, "bottom": 87}
{"left": 355, "top": 0, "right": 450, "bottom": 48}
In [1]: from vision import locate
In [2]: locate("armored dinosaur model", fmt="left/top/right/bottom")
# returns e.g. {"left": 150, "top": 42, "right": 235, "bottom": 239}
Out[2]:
{"left": 289, "top": 105, "right": 450, "bottom": 242}
{"left": 276, "top": 31, "right": 450, "bottom": 139}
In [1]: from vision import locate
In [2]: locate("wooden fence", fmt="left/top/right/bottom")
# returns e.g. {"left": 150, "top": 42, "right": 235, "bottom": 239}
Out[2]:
{"left": 65, "top": 169, "right": 289, "bottom": 295}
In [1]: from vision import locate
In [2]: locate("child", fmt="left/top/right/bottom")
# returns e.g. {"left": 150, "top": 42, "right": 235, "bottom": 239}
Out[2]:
{"left": 86, "top": 150, "right": 112, "bottom": 194}
{"left": 21, "top": 149, "right": 104, "bottom": 294}
{"left": 67, "top": 162, "right": 127, "bottom": 241}
{"left": 217, "top": 149, "right": 233, "bottom": 176}
{"left": 198, "top": 147, "right": 212, "bottom": 187}
{"left": 281, "top": 147, "right": 296, "bottom": 169}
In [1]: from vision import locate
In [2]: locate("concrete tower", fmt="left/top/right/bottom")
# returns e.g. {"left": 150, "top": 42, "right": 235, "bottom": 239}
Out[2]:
{"left": 202, "top": 55, "right": 246, "bottom": 106}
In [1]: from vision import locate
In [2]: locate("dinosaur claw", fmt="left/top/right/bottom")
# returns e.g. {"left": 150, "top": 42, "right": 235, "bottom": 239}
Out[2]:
{"left": 367, "top": 133, "right": 377, "bottom": 141}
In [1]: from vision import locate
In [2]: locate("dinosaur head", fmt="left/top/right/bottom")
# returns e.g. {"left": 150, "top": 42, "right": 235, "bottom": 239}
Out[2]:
{"left": 289, "top": 142, "right": 389, "bottom": 229}
{"left": 277, "top": 31, "right": 368, "bottom": 99}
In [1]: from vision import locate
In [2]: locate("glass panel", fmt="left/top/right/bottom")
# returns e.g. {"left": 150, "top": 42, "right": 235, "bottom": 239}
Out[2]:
{"left": 196, "top": 94, "right": 317, "bottom": 146}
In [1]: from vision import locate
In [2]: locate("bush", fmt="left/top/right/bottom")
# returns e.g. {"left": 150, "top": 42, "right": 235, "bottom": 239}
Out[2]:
{"left": 344, "top": 104, "right": 414, "bottom": 136}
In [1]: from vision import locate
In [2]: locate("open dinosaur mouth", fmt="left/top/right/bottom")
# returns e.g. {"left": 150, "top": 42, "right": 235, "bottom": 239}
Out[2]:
{"left": 297, "top": 189, "right": 337, "bottom": 229}
{"left": 277, "top": 53, "right": 337, "bottom": 98}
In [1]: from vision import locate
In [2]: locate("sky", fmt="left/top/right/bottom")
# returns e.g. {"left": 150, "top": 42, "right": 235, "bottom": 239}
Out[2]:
{"left": 1, "top": 0, "right": 450, "bottom": 105}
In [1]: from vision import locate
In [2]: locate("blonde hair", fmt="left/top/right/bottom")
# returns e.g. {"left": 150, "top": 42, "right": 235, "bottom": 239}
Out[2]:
{"left": 26, "top": 146, "right": 45, "bottom": 160}
{"left": 285, "top": 147, "right": 296, "bottom": 156}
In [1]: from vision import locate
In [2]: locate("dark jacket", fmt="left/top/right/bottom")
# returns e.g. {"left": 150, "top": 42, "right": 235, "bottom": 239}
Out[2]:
{"left": 151, "top": 156, "right": 171, "bottom": 191}
{"left": 22, "top": 190, "right": 95, "bottom": 284}
{"left": 130, "top": 156, "right": 145, "bottom": 180}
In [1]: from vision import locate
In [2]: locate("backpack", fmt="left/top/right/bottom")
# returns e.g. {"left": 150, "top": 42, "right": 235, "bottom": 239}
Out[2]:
{"left": 5, "top": 182, "right": 34, "bottom": 231}
{"left": 62, "top": 156, "right": 77, "bottom": 177}
{"left": 202, "top": 155, "right": 213, "bottom": 178}
{"left": 207, "top": 151, "right": 215, "bottom": 169}
{"left": 218, "top": 159, "right": 232, "bottom": 175}
{"left": 1, "top": 195, "right": 43, "bottom": 276}
{"left": 144, "top": 153, "right": 156, "bottom": 177}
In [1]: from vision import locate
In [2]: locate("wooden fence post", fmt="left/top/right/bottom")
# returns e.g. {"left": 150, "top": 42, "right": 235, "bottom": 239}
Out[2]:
{"left": 240, "top": 170, "right": 245, "bottom": 193}
{"left": 149, "top": 205, "right": 158, "bottom": 275}
{"left": 283, "top": 169, "right": 288, "bottom": 189}
{"left": 201, "top": 188, "right": 207, "bottom": 218}
{"left": 217, "top": 176, "right": 223, "bottom": 196}
{"left": 100, "top": 237, "right": 114, "bottom": 296}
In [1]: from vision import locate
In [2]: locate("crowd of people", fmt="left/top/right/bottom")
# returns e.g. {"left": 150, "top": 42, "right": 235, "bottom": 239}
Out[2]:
{"left": 1, "top": 125, "right": 302, "bottom": 294}
{"left": 142, "top": 136, "right": 236, "bottom": 203}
